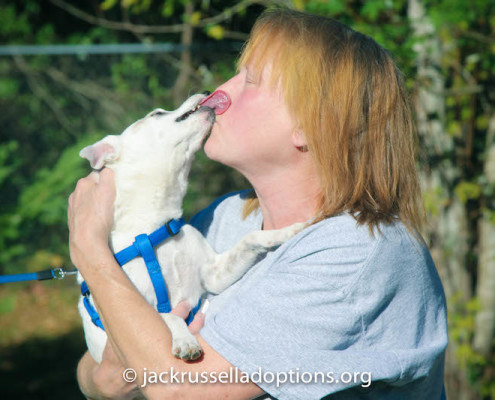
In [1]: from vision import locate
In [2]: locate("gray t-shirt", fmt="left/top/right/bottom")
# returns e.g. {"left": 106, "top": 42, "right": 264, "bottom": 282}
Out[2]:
{"left": 190, "top": 190, "right": 448, "bottom": 400}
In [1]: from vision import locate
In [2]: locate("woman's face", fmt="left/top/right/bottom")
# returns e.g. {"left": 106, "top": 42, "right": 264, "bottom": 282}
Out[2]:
{"left": 204, "top": 61, "right": 299, "bottom": 179}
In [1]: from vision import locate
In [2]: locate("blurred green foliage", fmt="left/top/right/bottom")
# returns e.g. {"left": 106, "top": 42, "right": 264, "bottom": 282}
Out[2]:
{"left": 0, "top": 0, "right": 493, "bottom": 398}
{"left": 449, "top": 294, "right": 495, "bottom": 398}
{"left": 0, "top": 0, "right": 251, "bottom": 275}
{"left": 0, "top": 3, "right": 250, "bottom": 397}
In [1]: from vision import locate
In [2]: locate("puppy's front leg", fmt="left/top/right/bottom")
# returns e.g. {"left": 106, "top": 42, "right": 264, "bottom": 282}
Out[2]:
{"left": 161, "top": 313, "right": 203, "bottom": 360}
{"left": 202, "top": 223, "right": 305, "bottom": 294}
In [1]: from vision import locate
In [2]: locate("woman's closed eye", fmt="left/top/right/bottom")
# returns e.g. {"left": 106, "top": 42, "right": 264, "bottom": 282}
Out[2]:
{"left": 245, "top": 74, "right": 260, "bottom": 86}
{"left": 243, "top": 67, "right": 259, "bottom": 85}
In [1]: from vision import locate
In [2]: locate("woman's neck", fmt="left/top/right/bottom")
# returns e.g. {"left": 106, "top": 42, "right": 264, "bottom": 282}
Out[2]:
{"left": 247, "top": 161, "right": 321, "bottom": 230}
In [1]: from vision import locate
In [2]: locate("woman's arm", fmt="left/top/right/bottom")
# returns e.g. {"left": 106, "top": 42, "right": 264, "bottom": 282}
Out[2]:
{"left": 70, "top": 170, "right": 264, "bottom": 399}
{"left": 78, "top": 302, "right": 204, "bottom": 399}
{"left": 77, "top": 345, "right": 143, "bottom": 400}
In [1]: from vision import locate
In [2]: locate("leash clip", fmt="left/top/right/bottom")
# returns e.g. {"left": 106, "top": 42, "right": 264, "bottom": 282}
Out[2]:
{"left": 53, "top": 268, "right": 78, "bottom": 280}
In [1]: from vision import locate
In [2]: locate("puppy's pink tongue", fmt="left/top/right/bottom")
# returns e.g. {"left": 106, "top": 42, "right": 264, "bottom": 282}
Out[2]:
{"left": 200, "top": 90, "right": 231, "bottom": 115}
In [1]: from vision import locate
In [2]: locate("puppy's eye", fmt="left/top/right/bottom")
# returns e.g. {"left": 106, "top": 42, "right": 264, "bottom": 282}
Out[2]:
{"left": 149, "top": 109, "right": 168, "bottom": 117}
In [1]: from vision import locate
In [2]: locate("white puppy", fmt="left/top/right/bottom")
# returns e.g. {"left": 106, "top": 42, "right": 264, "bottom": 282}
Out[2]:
{"left": 77, "top": 93, "right": 303, "bottom": 363}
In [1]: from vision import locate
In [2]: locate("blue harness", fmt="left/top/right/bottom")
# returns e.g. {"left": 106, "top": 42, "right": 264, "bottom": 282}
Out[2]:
{"left": 81, "top": 218, "right": 201, "bottom": 330}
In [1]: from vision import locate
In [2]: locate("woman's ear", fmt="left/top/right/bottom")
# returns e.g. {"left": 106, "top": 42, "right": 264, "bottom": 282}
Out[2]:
{"left": 292, "top": 129, "right": 308, "bottom": 152}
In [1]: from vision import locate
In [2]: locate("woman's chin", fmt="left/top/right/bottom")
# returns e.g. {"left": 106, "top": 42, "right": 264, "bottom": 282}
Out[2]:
{"left": 203, "top": 134, "right": 221, "bottom": 161}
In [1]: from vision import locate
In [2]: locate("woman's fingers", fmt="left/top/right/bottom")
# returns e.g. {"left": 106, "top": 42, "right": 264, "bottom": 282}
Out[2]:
{"left": 68, "top": 168, "right": 116, "bottom": 269}
{"left": 170, "top": 301, "right": 191, "bottom": 319}
{"left": 170, "top": 301, "right": 206, "bottom": 334}
{"left": 188, "top": 312, "right": 205, "bottom": 335}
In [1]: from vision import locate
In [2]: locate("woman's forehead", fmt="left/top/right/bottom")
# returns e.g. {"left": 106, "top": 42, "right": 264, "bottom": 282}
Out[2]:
{"left": 243, "top": 59, "right": 274, "bottom": 79}
{"left": 239, "top": 43, "right": 284, "bottom": 88}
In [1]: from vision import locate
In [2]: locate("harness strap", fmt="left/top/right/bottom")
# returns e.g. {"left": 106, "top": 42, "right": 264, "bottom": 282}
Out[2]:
{"left": 134, "top": 234, "right": 171, "bottom": 313}
{"left": 185, "top": 300, "right": 202, "bottom": 325}
{"left": 81, "top": 281, "right": 104, "bottom": 330}
{"left": 81, "top": 218, "right": 201, "bottom": 331}
{"left": 115, "top": 219, "right": 184, "bottom": 266}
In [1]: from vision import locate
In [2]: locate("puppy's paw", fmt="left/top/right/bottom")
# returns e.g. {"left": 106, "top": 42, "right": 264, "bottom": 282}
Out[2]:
{"left": 241, "top": 222, "right": 307, "bottom": 250}
{"left": 264, "top": 222, "right": 307, "bottom": 247}
{"left": 172, "top": 336, "right": 203, "bottom": 361}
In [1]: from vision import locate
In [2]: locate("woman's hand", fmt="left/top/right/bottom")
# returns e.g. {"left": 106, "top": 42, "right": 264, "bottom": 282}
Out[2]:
{"left": 78, "top": 344, "right": 142, "bottom": 400}
{"left": 68, "top": 168, "right": 116, "bottom": 272}
{"left": 170, "top": 301, "right": 206, "bottom": 335}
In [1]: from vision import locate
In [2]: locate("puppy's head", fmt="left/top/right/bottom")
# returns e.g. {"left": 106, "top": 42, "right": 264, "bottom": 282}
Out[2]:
{"left": 79, "top": 93, "right": 215, "bottom": 175}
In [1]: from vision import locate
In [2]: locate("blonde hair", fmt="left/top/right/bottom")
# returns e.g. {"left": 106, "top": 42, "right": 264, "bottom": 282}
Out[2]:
{"left": 239, "top": 8, "right": 424, "bottom": 235}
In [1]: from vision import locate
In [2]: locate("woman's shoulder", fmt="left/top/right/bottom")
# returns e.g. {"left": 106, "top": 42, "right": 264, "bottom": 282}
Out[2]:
{"left": 270, "top": 213, "right": 437, "bottom": 295}
{"left": 281, "top": 213, "right": 428, "bottom": 262}
{"left": 276, "top": 213, "right": 401, "bottom": 263}
{"left": 189, "top": 190, "right": 261, "bottom": 252}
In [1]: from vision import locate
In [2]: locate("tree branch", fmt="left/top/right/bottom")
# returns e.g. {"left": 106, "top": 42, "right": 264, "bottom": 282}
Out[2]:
{"left": 50, "top": 0, "right": 267, "bottom": 35}
{"left": 45, "top": 67, "right": 127, "bottom": 118}
{"left": 462, "top": 30, "right": 495, "bottom": 44}
{"left": 12, "top": 55, "right": 73, "bottom": 136}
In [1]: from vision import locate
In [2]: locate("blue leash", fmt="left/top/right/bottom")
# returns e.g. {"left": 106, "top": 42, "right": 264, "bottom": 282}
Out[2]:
{"left": 0, "top": 267, "right": 77, "bottom": 284}
{"left": 81, "top": 218, "right": 202, "bottom": 330}
{"left": 0, "top": 218, "right": 202, "bottom": 330}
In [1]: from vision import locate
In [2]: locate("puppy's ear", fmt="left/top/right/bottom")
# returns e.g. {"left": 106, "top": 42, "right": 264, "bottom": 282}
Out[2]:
{"left": 79, "top": 135, "right": 121, "bottom": 170}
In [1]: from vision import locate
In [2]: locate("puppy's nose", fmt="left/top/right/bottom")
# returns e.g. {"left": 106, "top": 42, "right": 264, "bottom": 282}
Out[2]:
{"left": 202, "top": 90, "right": 211, "bottom": 96}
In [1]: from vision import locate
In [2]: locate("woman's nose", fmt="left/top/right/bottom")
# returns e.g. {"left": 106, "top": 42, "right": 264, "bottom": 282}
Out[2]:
{"left": 218, "top": 69, "right": 244, "bottom": 91}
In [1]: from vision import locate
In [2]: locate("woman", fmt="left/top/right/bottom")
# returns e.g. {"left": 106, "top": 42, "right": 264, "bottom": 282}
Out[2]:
{"left": 71, "top": 8, "right": 448, "bottom": 400}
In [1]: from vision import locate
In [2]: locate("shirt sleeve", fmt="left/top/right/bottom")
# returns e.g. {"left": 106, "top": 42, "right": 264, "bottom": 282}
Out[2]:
{"left": 200, "top": 218, "right": 448, "bottom": 400}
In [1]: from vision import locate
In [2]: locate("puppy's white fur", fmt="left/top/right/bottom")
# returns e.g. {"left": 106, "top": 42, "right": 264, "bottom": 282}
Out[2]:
{"left": 77, "top": 93, "right": 303, "bottom": 363}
